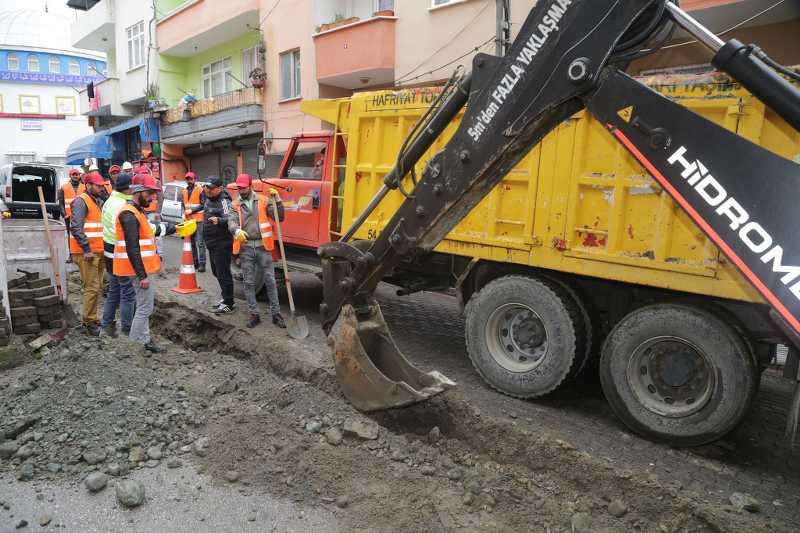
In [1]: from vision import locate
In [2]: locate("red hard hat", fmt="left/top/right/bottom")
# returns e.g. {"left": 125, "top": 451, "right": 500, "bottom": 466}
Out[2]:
{"left": 83, "top": 171, "right": 105, "bottom": 186}
{"left": 109, "top": 165, "right": 121, "bottom": 173}
{"left": 235, "top": 174, "right": 252, "bottom": 188}
{"left": 69, "top": 168, "right": 81, "bottom": 177}
{"left": 131, "top": 173, "right": 161, "bottom": 193}
{"left": 185, "top": 171, "right": 196, "bottom": 180}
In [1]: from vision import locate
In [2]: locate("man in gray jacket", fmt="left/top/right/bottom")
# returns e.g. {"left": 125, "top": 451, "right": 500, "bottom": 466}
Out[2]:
{"left": 230, "top": 174, "right": 285, "bottom": 329}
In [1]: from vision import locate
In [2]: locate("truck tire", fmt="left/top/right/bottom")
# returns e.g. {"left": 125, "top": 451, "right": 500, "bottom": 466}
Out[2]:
{"left": 465, "top": 275, "right": 583, "bottom": 398}
{"left": 541, "top": 276, "right": 593, "bottom": 381}
{"left": 599, "top": 303, "right": 757, "bottom": 447}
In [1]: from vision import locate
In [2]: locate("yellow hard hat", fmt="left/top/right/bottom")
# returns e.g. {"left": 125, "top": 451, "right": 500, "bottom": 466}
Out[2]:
{"left": 175, "top": 219, "right": 197, "bottom": 237}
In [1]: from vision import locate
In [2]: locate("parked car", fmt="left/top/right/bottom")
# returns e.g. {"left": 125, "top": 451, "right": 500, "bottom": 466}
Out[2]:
{"left": 161, "top": 179, "right": 208, "bottom": 224}
{"left": 0, "top": 162, "right": 66, "bottom": 219}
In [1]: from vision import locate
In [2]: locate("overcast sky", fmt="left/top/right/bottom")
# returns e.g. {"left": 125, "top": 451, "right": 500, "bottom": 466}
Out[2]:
{"left": 0, "top": 0, "right": 77, "bottom": 19}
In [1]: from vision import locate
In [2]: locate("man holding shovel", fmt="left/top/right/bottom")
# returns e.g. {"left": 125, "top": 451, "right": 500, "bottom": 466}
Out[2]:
{"left": 230, "top": 174, "right": 286, "bottom": 329}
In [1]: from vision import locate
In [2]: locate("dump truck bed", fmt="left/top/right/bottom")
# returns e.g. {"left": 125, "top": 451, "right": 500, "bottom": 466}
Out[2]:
{"left": 301, "top": 71, "right": 800, "bottom": 306}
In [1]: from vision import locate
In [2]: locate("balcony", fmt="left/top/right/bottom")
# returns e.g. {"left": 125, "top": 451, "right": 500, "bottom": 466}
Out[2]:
{"left": 314, "top": 16, "right": 396, "bottom": 89}
{"left": 157, "top": 0, "right": 259, "bottom": 57}
{"left": 160, "top": 88, "right": 263, "bottom": 145}
{"left": 70, "top": 0, "right": 115, "bottom": 52}
{"left": 78, "top": 77, "right": 133, "bottom": 118}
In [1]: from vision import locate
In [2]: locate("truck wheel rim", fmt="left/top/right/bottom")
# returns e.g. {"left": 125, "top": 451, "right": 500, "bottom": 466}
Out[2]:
{"left": 485, "top": 303, "right": 549, "bottom": 373}
{"left": 626, "top": 336, "right": 715, "bottom": 418}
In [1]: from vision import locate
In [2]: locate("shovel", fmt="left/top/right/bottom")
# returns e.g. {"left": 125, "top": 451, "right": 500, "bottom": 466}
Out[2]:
{"left": 270, "top": 194, "right": 309, "bottom": 339}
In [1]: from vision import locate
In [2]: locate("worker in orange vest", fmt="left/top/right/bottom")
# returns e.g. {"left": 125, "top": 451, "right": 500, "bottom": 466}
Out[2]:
{"left": 181, "top": 171, "right": 206, "bottom": 272}
{"left": 230, "top": 174, "right": 285, "bottom": 329}
{"left": 135, "top": 165, "right": 163, "bottom": 258}
{"left": 69, "top": 171, "right": 107, "bottom": 335}
{"left": 107, "top": 164, "right": 121, "bottom": 195}
{"left": 60, "top": 168, "right": 85, "bottom": 264}
{"left": 113, "top": 173, "right": 177, "bottom": 353}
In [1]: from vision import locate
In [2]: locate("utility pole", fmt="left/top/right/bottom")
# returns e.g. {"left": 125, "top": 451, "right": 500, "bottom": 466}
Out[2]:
{"left": 495, "top": 0, "right": 511, "bottom": 56}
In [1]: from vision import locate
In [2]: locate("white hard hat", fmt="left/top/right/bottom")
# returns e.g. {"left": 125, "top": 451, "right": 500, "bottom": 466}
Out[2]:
{"left": 122, "top": 161, "right": 134, "bottom": 171}
{"left": 89, "top": 164, "right": 99, "bottom": 171}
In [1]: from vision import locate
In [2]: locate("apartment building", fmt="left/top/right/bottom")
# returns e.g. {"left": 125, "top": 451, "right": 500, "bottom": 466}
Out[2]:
{"left": 152, "top": 0, "right": 797, "bottom": 182}
{"left": 66, "top": 0, "right": 161, "bottom": 169}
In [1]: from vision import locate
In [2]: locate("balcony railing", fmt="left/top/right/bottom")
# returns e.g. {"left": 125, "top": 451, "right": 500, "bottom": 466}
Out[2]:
{"left": 163, "top": 87, "right": 262, "bottom": 124}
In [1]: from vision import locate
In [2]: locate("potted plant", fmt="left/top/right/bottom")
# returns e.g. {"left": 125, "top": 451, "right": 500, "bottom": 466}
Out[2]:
{"left": 249, "top": 67, "right": 266, "bottom": 89}
{"left": 374, "top": 9, "right": 394, "bottom": 16}
{"left": 144, "top": 83, "right": 161, "bottom": 109}
{"left": 319, "top": 13, "right": 359, "bottom": 32}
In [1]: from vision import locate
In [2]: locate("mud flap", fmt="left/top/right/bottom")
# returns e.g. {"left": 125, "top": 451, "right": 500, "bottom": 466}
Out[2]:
{"left": 327, "top": 301, "right": 456, "bottom": 411}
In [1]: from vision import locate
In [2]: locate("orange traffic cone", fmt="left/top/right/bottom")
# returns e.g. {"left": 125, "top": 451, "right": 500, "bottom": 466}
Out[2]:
{"left": 171, "top": 235, "right": 204, "bottom": 294}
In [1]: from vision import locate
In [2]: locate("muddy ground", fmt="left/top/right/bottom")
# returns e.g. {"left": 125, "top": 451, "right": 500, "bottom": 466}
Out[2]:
{"left": 0, "top": 238, "right": 798, "bottom": 532}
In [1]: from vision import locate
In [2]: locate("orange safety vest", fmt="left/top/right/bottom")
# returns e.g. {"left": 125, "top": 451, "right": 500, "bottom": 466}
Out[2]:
{"left": 62, "top": 182, "right": 85, "bottom": 218}
{"left": 113, "top": 204, "right": 161, "bottom": 276}
{"left": 183, "top": 186, "right": 203, "bottom": 221}
{"left": 69, "top": 193, "right": 104, "bottom": 254}
{"left": 232, "top": 195, "right": 275, "bottom": 254}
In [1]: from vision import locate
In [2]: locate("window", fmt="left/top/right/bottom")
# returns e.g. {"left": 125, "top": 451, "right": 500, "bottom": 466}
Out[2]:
{"left": 49, "top": 56, "right": 60, "bottom": 74}
{"left": 279, "top": 49, "right": 301, "bottom": 100}
{"left": 126, "top": 21, "right": 146, "bottom": 70}
{"left": 281, "top": 142, "right": 326, "bottom": 180}
{"left": 376, "top": 0, "right": 394, "bottom": 10}
{"left": 7, "top": 53, "right": 18, "bottom": 71}
{"left": 242, "top": 46, "right": 258, "bottom": 80}
{"left": 27, "top": 55, "right": 39, "bottom": 72}
{"left": 431, "top": 0, "right": 461, "bottom": 6}
{"left": 68, "top": 59, "right": 80, "bottom": 76}
{"left": 201, "top": 57, "right": 232, "bottom": 98}
{"left": 87, "top": 62, "right": 97, "bottom": 76}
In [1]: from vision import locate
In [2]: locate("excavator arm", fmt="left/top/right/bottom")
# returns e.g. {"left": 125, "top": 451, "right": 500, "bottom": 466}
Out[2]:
{"left": 318, "top": 0, "right": 800, "bottom": 412}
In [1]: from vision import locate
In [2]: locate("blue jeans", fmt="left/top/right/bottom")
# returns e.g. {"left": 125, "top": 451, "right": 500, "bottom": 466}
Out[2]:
{"left": 101, "top": 272, "right": 135, "bottom": 332}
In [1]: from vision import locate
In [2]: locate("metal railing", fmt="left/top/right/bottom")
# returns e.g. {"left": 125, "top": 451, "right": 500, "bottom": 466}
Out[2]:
{"left": 162, "top": 87, "right": 262, "bottom": 124}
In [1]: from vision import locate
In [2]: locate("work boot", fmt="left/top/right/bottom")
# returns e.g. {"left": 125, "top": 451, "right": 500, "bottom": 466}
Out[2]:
{"left": 144, "top": 342, "right": 165, "bottom": 354}
{"left": 209, "top": 299, "right": 224, "bottom": 311}
{"left": 247, "top": 314, "right": 261, "bottom": 329}
{"left": 197, "top": 264, "right": 206, "bottom": 273}
{"left": 101, "top": 324, "right": 118, "bottom": 338}
{"left": 272, "top": 313, "right": 286, "bottom": 329}
{"left": 213, "top": 303, "right": 235, "bottom": 315}
{"left": 82, "top": 323, "right": 100, "bottom": 337}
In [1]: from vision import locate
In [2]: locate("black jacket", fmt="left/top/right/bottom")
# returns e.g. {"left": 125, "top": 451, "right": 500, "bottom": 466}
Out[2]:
{"left": 203, "top": 190, "right": 235, "bottom": 249}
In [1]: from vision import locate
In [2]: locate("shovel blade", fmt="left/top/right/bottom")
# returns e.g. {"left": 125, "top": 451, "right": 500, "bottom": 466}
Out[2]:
{"left": 327, "top": 302, "right": 456, "bottom": 411}
{"left": 287, "top": 313, "right": 310, "bottom": 339}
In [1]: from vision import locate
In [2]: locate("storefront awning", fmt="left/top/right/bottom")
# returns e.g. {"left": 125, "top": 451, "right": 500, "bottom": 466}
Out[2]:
{"left": 65, "top": 117, "right": 161, "bottom": 164}
{"left": 65, "top": 132, "right": 114, "bottom": 164}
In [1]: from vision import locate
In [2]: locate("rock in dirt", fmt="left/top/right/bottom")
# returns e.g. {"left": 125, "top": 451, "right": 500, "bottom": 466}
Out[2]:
{"left": 83, "top": 449, "right": 107, "bottom": 465}
{"left": 446, "top": 468, "right": 462, "bottom": 481}
{"left": 146, "top": 446, "right": 162, "bottom": 460}
{"left": 17, "top": 462, "right": 34, "bottom": 481}
{"left": 38, "top": 515, "right": 51, "bottom": 527}
{"left": 0, "top": 441, "right": 19, "bottom": 459}
{"left": 428, "top": 426, "right": 441, "bottom": 444}
{"left": 342, "top": 418, "right": 379, "bottom": 440}
{"left": 15, "top": 443, "right": 36, "bottom": 459}
{"left": 128, "top": 447, "right": 146, "bottom": 463}
{"left": 730, "top": 492, "right": 760, "bottom": 513}
{"left": 420, "top": 465, "right": 436, "bottom": 476}
{"left": 305, "top": 420, "right": 322, "bottom": 433}
{"left": 335, "top": 495, "right": 350, "bottom": 509}
{"left": 571, "top": 512, "right": 592, "bottom": 533}
{"left": 167, "top": 458, "right": 182, "bottom": 469}
{"left": 193, "top": 437, "right": 210, "bottom": 457}
{"left": 85, "top": 472, "right": 109, "bottom": 493}
{"left": 116, "top": 480, "right": 145, "bottom": 508}
{"left": 15, "top": 519, "right": 28, "bottom": 529}
{"left": 46, "top": 463, "right": 62, "bottom": 473}
{"left": 106, "top": 463, "right": 121, "bottom": 476}
{"left": 224, "top": 470, "right": 240, "bottom": 483}
{"left": 608, "top": 499, "right": 629, "bottom": 518}
{"left": 5, "top": 417, "right": 39, "bottom": 439}
{"left": 324, "top": 427, "right": 343, "bottom": 446}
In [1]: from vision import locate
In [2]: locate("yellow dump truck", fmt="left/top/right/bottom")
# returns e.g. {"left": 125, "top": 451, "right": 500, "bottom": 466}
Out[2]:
{"left": 265, "top": 70, "right": 799, "bottom": 445}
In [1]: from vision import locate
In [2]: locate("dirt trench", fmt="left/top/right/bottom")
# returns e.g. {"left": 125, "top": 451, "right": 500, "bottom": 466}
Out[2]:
{"left": 149, "top": 298, "right": 796, "bottom": 533}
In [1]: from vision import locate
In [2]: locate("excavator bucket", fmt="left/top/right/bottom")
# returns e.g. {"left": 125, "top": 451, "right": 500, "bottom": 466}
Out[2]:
{"left": 327, "top": 302, "right": 456, "bottom": 411}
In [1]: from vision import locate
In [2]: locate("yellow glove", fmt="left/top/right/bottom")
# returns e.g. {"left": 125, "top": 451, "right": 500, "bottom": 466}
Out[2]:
{"left": 269, "top": 188, "right": 279, "bottom": 196}
{"left": 175, "top": 219, "right": 197, "bottom": 237}
{"left": 234, "top": 229, "right": 248, "bottom": 242}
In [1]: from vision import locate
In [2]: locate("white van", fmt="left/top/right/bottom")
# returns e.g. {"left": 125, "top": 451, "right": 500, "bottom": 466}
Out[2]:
{"left": 0, "top": 162, "right": 66, "bottom": 219}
